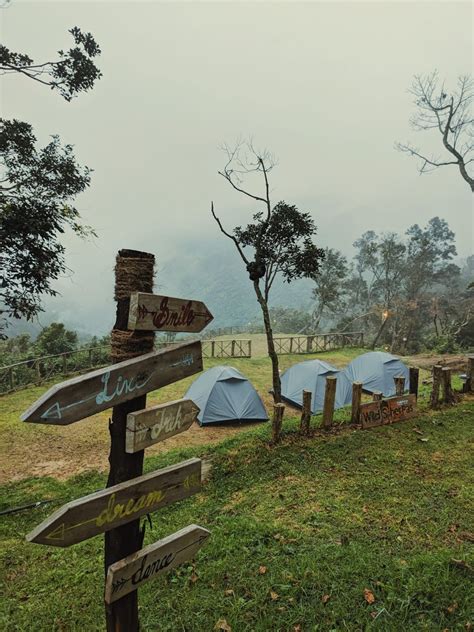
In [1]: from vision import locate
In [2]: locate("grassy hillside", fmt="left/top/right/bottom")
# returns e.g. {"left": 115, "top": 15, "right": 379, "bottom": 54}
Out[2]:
{"left": 1, "top": 395, "right": 473, "bottom": 630}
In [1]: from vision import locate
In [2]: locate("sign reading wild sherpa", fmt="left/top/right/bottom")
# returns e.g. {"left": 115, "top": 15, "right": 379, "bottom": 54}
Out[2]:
{"left": 21, "top": 285, "right": 213, "bottom": 624}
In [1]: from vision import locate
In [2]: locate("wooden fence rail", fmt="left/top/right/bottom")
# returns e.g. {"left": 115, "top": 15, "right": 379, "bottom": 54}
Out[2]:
{"left": 273, "top": 332, "right": 364, "bottom": 355}
{"left": 0, "top": 339, "right": 253, "bottom": 394}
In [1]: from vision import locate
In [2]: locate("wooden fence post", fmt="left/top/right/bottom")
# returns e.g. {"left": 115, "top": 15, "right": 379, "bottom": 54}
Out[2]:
{"left": 8, "top": 367, "right": 14, "bottom": 391}
{"left": 442, "top": 367, "right": 455, "bottom": 404}
{"left": 465, "top": 356, "right": 474, "bottom": 393}
{"left": 272, "top": 403, "right": 285, "bottom": 444}
{"left": 430, "top": 365, "right": 443, "bottom": 408}
{"left": 394, "top": 376, "right": 405, "bottom": 396}
{"left": 373, "top": 390, "right": 383, "bottom": 401}
{"left": 231, "top": 340, "right": 236, "bottom": 357}
{"left": 248, "top": 340, "right": 252, "bottom": 358}
{"left": 351, "top": 381, "right": 362, "bottom": 424}
{"left": 289, "top": 337, "right": 293, "bottom": 354}
{"left": 409, "top": 367, "right": 419, "bottom": 399}
{"left": 300, "top": 390, "right": 312, "bottom": 435}
{"left": 306, "top": 336, "right": 313, "bottom": 353}
{"left": 322, "top": 376, "right": 337, "bottom": 429}
{"left": 211, "top": 341, "right": 215, "bottom": 358}
{"left": 104, "top": 249, "right": 155, "bottom": 632}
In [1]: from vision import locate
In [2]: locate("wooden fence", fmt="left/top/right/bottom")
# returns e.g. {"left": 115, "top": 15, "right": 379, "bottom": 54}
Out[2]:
{"left": 0, "top": 339, "right": 252, "bottom": 394}
{"left": 273, "top": 331, "right": 364, "bottom": 355}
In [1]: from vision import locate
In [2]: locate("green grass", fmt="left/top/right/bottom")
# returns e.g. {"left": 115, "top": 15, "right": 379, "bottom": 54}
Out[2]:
{"left": 1, "top": 396, "right": 473, "bottom": 631}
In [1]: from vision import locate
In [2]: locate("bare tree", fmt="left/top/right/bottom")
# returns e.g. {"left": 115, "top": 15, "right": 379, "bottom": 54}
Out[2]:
{"left": 211, "top": 140, "right": 324, "bottom": 402}
{"left": 396, "top": 71, "right": 473, "bottom": 192}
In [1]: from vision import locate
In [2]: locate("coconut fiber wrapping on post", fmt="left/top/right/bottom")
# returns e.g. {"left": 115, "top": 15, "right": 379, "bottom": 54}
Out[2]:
{"left": 114, "top": 251, "right": 155, "bottom": 301}
{"left": 111, "top": 249, "right": 155, "bottom": 363}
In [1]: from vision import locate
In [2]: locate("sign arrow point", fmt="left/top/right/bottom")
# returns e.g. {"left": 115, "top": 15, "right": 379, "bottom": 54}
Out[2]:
{"left": 45, "top": 523, "right": 65, "bottom": 541}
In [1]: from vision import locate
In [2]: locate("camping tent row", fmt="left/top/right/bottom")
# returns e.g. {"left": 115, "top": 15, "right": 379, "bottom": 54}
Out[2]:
{"left": 184, "top": 352, "right": 410, "bottom": 424}
{"left": 280, "top": 351, "right": 410, "bottom": 414}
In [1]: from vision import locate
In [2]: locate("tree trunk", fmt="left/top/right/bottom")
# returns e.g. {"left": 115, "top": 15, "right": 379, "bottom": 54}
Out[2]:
{"left": 253, "top": 280, "right": 281, "bottom": 402}
{"left": 371, "top": 315, "right": 389, "bottom": 350}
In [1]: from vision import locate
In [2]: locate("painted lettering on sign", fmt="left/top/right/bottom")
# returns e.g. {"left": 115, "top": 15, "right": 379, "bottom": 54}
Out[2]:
{"left": 21, "top": 340, "right": 202, "bottom": 425}
{"left": 361, "top": 394, "right": 417, "bottom": 429}
{"left": 26, "top": 458, "right": 202, "bottom": 547}
{"left": 104, "top": 524, "right": 210, "bottom": 603}
{"left": 128, "top": 293, "right": 213, "bottom": 333}
{"left": 126, "top": 399, "right": 200, "bottom": 453}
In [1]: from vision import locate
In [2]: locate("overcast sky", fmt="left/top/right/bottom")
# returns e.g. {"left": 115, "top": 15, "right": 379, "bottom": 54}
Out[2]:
{"left": 1, "top": 0, "right": 472, "bottom": 334}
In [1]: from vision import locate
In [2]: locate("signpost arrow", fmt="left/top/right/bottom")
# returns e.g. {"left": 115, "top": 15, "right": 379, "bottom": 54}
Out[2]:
{"left": 21, "top": 340, "right": 202, "bottom": 425}
{"left": 26, "top": 458, "right": 202, "bottom": 547}
{"left": 126, "top": 398, "right": 200, "bottom": 453}
{"left": 128, "top": 292, "right": 214, "bottom": 333}
{"left": 104, "top": 524, "right": 210, "bottom": 603}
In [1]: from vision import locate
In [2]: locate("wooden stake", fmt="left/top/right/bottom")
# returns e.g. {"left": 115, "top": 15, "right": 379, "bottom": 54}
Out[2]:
{"left": 442, "top": 367, "right": 455, "bottom": 404}
{"left": 300, "top": 390, "right": 312, "bottom": 435}
{"left": 409, "top": 367, "right": 419, "bottom": 399}
{"left": 372, "top": 390, "right": 383, "bottom": 401}
{"left": 351, "top": 381, "right": 362, "bottom": 424}
{"left": 322, "top": 376, "right": 337, "bottom": 429}
{"left": 465, "top": 356, "right": 474, "bottom": 393}
{"left": 430, "top": 365, "right": 443, "bottom": 408}
{"left": 394, "top": 376, "right": 405, "bottom": 396}
{"left": 105, "top": 249, "right": 155, "bottom": 632}
{"left": 272, "top": 403, "right": 285, "bottom": 444}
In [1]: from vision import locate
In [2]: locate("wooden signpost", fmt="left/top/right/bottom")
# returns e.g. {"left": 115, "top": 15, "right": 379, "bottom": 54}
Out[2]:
{"left": 105, "top": 524, "right": 210, "bottom": 603}
{"left": 126, "top": 398, "right": 200, "bottom": 453}
{"left": 22, "top": 250, "right": 214, "bottom": 631}
{"left": 360, "top": 393, "right": 417, "bottom": 429}
{"left": 21, "top": 340, "right": 202, "bottom": 425}
{"left": 128, "top": 292, "right": 214, "bottom": 333}
{"left": 27, "top": 458, "right": 202, "bottom": 547}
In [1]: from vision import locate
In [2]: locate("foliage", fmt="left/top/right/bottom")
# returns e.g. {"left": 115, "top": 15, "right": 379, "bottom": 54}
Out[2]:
{"left": 267, "top": 307, "right": 312, "bottom": 334}
{"left": 0, "top": 27, "right": 101, "bottom": 338}
{"left": 33, "top": 322, "right": 78, "bottom": 356}
{"left": 0, "top": 27, "right": 101, "bottom": 101}
{"left": 311, "top": 247, "right": 350, "bottom": 331}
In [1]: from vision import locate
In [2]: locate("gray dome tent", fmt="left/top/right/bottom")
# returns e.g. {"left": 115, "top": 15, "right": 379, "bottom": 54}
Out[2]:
{"left": 280, "top": 359, "right": 353, "bottom": 414}
{"left": 343, "top": 351, "right": 409, "bottom": 396}
{"left": 184, "top": 365, "right": 268, "bottom": 426}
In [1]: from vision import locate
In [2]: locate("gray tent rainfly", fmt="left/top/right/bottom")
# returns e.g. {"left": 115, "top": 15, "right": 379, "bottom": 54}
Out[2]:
{"left": 280, "top": 359, "right": 353, "bottom": 414}
{"left": 343, "top": 351, "right": 410, "bottom": 396}
{"left": 184, "top": 365, "right": 268, "bottom": 426}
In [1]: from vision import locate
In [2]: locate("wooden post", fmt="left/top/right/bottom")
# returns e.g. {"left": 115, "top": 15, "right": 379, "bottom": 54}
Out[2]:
{"left": 104, "top": 249, "right": 155, "bottom": 632}
{"left": 351, "top": 381, "right": 362, "bottom": 424}
{"left": 8, "top": 367, "right": 14, "bottom": 391}
{"left": 248, "top": 340, "right": 252, "bottom": 357}
{"left": 430, "top": 365, "right": 443, "bottom": 408}
{"left": 62, "top": 354, "right": 67, "bottom": 375}
{"left": 442, "top": 367, "right": 455, "bottom": 404}
{"left": 272, "top": 403, "right": 285, "bottom": 444}
{"left": 306, "top": 336, "right": 313, "bottom": 353}
{"left": 322, "top": 376, "right": 337, "bottom": 429}
{"left": 394, "top": 376, "right": 405, "bottom": 396}
{"left": 36, "top": 361, "right": 41, "bottom": 383}
{"left": 300, "top": 390, "right": 312, "bottom": 435}
{"left": 465, "top": 356, "right": 474, "bottom": 393}
{"left": 409, "top": 367, "right": 419, "bottom": 399}
{"left": 373, "top": 390, "right": 383, "bottom": 401}
{"left": 211, "top": 340, "right": 215, "bottom": 358}
{"left": 231, "top": 340, "right": 236, "bottom": 357}
{"left": 289, "top": 337, "right": 293, "bottom": 354}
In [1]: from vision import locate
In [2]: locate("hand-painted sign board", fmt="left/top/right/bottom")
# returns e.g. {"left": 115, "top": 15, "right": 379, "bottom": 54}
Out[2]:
{"left": 26, "top": 458, "right": 202, "bottom": 547}
{"left": 128, "top": 292, "right": 214, "bottom": 333}
{"left": 21, "top": 341, "right": 202, "bottom": 425}
{"left": 126, "top": 398, "right": 200, "bottom": 453}
{"left": 104, "top": 524, "right": 210, "bottom": 603}
{"left": 361, "top": 394, "right": 417, "bottom": 429}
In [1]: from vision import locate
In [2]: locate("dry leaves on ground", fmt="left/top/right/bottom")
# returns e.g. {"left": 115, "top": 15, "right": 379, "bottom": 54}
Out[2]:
{"left": 258, "top": 565, "right": 267, "bottom": 574}
{"left": 322, "top": 594, "right": 331, "bottom": 604}
{"left": 214, "top": 619, "right": 231, "bottom": 632}
{"left": 364, "top": 588, "right": 376, "bottom": 604}
{"left": 270, "top": 590, "right": 279, "bottom": 601}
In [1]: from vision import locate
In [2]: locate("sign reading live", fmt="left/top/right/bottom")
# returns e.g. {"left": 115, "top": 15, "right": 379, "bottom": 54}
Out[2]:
{"left": 360, "top": 394, "right": 417, "bottom": 429}
{"left": 128, "top": 292, "right": 214, "bottom": 333}
{"left": 126, "top": 398, "right": 200, "bottom": 453}
{"left": 21, "top": 341, "right": 202, "bottom": 425}
{"left": 27, "top": 458, "right": 202, "bottom": 547}
{"left": 104, "top": 524, "right": 210, "bottom": 603}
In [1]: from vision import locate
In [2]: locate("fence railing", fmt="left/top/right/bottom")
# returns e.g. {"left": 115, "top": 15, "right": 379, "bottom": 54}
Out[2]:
{"left": 202, "top": 339, "right": 251, "bottom": 358}
{"left": 0, "top": 338, "right": 253, "bottom": 394}
{"left": 273, "top": 332, "right": 364, "bottom": 355}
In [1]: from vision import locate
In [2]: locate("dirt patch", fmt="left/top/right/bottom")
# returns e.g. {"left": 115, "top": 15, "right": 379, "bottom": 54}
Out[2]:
{"left": 404, "top": 353, "right": 469, "bottom": 372}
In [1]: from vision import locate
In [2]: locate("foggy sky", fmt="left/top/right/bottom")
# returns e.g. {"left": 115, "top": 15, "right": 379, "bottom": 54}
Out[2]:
{"left": 1, "top": 1, "right": 472, "bottom": 335}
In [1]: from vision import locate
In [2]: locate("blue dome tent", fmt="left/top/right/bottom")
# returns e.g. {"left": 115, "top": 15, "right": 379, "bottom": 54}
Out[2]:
{"left": 280, "top": 359, "right": 353, "bottom": 414}
{"left": 184, "top": 365, "right": 268, "bottom": 426}
{"left": 343, "top": 351, "right": 409, "bottom": 396}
